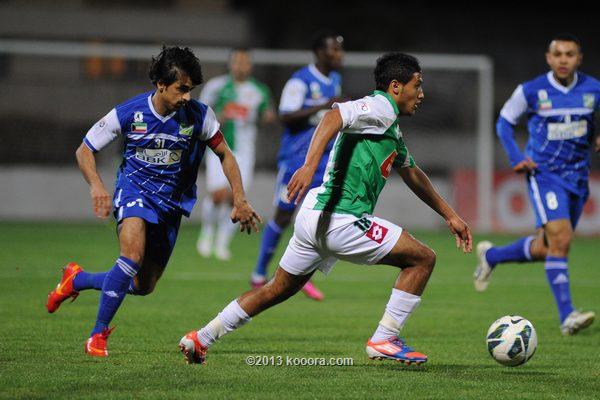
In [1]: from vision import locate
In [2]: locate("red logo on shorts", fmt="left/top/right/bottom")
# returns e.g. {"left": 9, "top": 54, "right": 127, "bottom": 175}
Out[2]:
{"left": 366, "top": 222, "right": 388, "bottom": 244}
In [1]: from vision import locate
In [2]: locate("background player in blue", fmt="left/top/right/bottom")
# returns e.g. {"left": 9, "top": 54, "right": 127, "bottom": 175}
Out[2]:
{"left": 46, "top": 46, "right": 262, "bottom": 357}
{"left": 249, "top": 32, "right": 345, "bottom": 300}
{"left": 474, "top": 34, "right": 600, "bottom": 335}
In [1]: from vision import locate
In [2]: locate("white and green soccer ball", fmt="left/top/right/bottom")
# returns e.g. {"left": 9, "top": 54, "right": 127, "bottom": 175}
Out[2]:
{"left": 486, "top": 315, "right": 537, "bottom": 367}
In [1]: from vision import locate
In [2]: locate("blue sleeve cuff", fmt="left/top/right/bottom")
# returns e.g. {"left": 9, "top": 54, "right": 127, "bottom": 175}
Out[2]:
{"left": 83, "top": 138, "right": 98, "bottom": 153}
{"left": 496, "top": 116, "right": 525, "bottom": 167}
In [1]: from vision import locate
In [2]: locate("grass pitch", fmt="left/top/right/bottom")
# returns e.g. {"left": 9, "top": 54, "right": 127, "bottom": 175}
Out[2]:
{"left": 1, "top": 222, "right": 599, "bottom": 399}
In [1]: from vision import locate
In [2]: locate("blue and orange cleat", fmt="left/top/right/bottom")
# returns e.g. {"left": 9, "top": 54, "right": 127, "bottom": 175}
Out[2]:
{"left": 85, "top": 327, "right": 115, "bottom": 357}
{"left": 46, "top": 262, "right": 83, "bottom": 313}
{"left": 366, "top": 336, "right": 428, "bottom": 365}
{"left": 179, "top": 331, "right": 208, "bottom": 364}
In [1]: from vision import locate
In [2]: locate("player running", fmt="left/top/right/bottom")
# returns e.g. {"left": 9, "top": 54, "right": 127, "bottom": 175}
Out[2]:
{"left": 197, "top": 48, "right": 275, "bottom": 261}
{"left": 250, "top": 31, "right": 345, "bottom": 301}
{"left": 46, "top": 46, "right": 262, "bottom": 357}
{"left": 180, "top": 52, "right": 472, "bottom": 366}
{"left": 474, "top": 33, "right": 599, "bottom": 335}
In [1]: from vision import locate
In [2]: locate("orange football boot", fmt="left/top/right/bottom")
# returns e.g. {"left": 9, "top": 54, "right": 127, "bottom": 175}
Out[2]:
{"left": 46, "top": 262, "right": 83, "bottom": 313}
{"left": 179, "top": 331, "right": 208, "bottom": 364}
{"left": 85, "top": 327, "right": 115, "bottom": 357}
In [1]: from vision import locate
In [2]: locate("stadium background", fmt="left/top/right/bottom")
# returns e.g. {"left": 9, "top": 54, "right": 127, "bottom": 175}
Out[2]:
{"left": 1, "top": 0, "right": 599, "bottom": 233}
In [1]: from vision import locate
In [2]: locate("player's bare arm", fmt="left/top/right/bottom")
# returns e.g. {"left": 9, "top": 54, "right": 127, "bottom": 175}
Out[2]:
{"left": 398, "top": 165, "right": 472, "bottom": 253}
{"left": 287, "top": 108, "right": 343, "bottom": 204}
{"left": 211, "top": 138, "right": 262, "bottom": 233}
{"left": 512, "top": 157, "right": 538, "bottom": 173}
{"left": 75, "top": 143, "right": 111, "bottom": 219}
{"left": 280, "top": 97, "right": 345, "bottom": 126}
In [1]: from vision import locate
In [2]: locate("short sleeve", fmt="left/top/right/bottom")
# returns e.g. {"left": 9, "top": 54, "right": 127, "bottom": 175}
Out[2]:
{"left": 334, "top": 97, "right": 393, "bottom": 135}
{"left": 200, "top": 106, "right": 220, "bottom": 141}
{"left": 393, "top": 139, "right": 416, "bottom": 169}
{"left": 279, "top": 78, "right": 307, "bottom": 113}
{"left": 499, "top": 85, "right": 528, "bottom": 125}
{"left": 83, "top": 108, "right": 121, "bottom": 153}
{"left": 199, "top": 78, "right": 223, "bottom": 107}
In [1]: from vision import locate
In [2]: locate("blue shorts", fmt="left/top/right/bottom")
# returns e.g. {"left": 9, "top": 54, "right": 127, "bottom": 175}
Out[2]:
{"left": 113, "top": 189, "right": 182, "bottom": 267}
{"left": 273, "top": 159, "right": 328, "bottom": 211}
{"left": 526, "top": 173, "right": 588, "bottom": 229}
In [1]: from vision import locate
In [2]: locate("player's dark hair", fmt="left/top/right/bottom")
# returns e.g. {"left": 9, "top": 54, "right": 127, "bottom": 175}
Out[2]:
{"left": 374, "top": 52, "right": 421, "bottom": 91}
{"left": 148, "top": 45, "right": 204, "bottom": 87}
{"left": 312, "top": 30, "right": 343, "bottom": 54}
{"left": 550, "top": 33, "right": 582, "bottom": 51}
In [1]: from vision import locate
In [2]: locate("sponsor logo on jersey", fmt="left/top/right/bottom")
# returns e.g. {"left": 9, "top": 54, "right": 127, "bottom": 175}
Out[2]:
{"left": 547, "top": 120, "right": 587, "bottom": 140}
{"left": 135, "top": 148, "right": 182, "bottom": 165}
{"left": 380, "top": 151, "right": 398, "bottom": 180}
{"left": 131, "top": 122, "right": 147, "bottom": 134}
{"left": 366, "top": 222, "right": 388, "bottom": 244}
{"left": 178, "top": 123, "right": 194, "bottom": 136}
{"left": 537, "top": 90, "right": 552, "bottom": 110}
{"left": 583, "top": 93, "right": 595, "bottom": 109}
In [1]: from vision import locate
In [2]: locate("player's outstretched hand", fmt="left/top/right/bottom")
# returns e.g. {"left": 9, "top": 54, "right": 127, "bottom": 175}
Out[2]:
{"left": 445, "top": 214, "right": 472, "bottom": 253}
{"left": 90, "top": 183, "right": 111, "bottom": 219}
{"left": 287, "top": 165, "right": 316, "bottom": 206}
{"left": 512, "top": 157, "right": 537, "bottom": 174}
{"left": 231, "top": 199, "right": 263, "bottom": 234}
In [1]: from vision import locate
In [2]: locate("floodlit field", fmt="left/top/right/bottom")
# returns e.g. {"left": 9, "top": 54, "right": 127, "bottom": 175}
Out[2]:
{"left": 1, "top": 222, "right": 598, "bottom": 399}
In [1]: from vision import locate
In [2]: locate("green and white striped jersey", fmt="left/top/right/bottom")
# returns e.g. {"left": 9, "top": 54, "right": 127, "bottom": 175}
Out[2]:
{"left": 200, "top": 75, "right": 271, "bottom": 151}
{"left": 303, "top": 90, "right": 415, "bottom": 217}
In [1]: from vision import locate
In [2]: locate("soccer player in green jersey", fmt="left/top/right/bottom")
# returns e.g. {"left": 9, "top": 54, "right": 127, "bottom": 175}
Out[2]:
{"left": 180, "top": 52, "right": 472, "bottom": 365}
{"left": 197, "top": 48, "right": 275, "bottom": 260}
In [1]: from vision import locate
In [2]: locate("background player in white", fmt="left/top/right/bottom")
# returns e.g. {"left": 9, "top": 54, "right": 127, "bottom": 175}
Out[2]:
{"left": 197, "top": 48, "right": 275, "bottom": 260}
{"left": 180, "top": 52, "right": 472, "bottom": 365}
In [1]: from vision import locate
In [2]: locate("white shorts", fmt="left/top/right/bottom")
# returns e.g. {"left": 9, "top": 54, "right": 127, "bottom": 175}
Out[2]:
{"left": 205, "top": 149, "right": 254, "bottom": 192}
{"left": 280, "top": 207, "right": 403, "bottom": 276}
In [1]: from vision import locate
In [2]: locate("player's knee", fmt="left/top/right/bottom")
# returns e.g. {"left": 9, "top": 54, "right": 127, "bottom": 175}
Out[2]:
{"left": 422, "top": 248, "right": 436, "bottom": 272}
{"left": 548, "top": 231, "right": 572, "bottom": 255}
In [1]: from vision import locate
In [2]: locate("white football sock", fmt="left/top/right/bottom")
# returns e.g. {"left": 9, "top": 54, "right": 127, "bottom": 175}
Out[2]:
{"left": 200, "top": 197, "right": 217, "bottom": 240}
{"left": 216, "top": 203, "right": 237, "bottom": 253}
{"left": 371, "top": 289, "right": 421, "bottom": 342}
{"left": 197, "top": 300, "right": 252, "bottom": 347}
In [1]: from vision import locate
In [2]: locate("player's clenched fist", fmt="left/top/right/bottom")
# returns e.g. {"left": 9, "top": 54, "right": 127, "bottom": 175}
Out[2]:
{"left": 90, "top": 183, "right": 111, "bottom": 219}
{"left": 231, "top": 199, "right": 263, "bottom": 234}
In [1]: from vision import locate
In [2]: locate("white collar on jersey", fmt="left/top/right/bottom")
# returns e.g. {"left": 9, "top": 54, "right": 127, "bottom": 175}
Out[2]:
{"left": 546, "top": 71, "right": 579, "bottom": 94}
{"left": 147, "top": 94, "right": 176, "bottom": 122}
{"left": 309, "top": 63, "right": 332, "bottom": 85}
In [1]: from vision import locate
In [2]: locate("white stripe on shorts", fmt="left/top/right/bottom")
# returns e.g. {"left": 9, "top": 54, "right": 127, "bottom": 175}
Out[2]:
{"left": 529, "top": 175, "right": 548, "bottom": 224}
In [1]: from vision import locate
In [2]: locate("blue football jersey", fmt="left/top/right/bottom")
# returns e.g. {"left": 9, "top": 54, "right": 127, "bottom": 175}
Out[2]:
{"left": 83, "top": 91, "right": 221, "bottom": 217}
{"left": 277, "top": 64, "right": 342, "bottom": 167}
{"left": 500, "top": 72, "right": 600, "bottom": 195}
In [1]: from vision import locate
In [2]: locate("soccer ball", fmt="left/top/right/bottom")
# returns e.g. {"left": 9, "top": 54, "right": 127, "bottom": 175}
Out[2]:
{"left": 486, "top": 315, "right": 537, "bottom": 367}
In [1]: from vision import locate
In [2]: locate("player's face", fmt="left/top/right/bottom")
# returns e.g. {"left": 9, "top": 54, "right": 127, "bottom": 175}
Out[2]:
{"left": 229, "top": 51, "right": 252, "bottom": 81}
{"left": 397, "top": 73, "right": 424, "bottom": 116}
{"left": 546, "top": 40, "right": 581, "bottom": 82}
{"left": 157, "top": 73, "right": 194, "bottom": 112}
{"left": 320, "top": 37, "right": 344, "bottom": 71}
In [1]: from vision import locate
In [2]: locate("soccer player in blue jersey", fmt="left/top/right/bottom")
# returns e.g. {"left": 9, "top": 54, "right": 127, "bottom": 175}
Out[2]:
{"left": 46, "top": 46, "right": 262, "bottom": 357}
{"left": 474, "top": 34, "right": 600, "bottom": 335}
{"left": 249, "top": 32, "right": 345, "bottom": 300}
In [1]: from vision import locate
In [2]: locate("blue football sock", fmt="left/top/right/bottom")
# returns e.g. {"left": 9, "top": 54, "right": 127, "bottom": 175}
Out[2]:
{"left": 73, "top": 271, "right": 107, "bottom": 291}
{"left": 485, "top": 236, "right": 534, "bottom": 268}
{"left": 544, "top": 256, "right": 574, "bottom": 323}
{"left": 91, "top": 256, "right": 140, "bottom": 336}
{"left": 253, "top": 220, "right": 283, "bottom": 277}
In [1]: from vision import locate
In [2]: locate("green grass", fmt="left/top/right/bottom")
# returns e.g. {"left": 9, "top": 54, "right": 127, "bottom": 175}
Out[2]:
{"left": 0, "top": 222, "right": 599, "bottom": 399}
